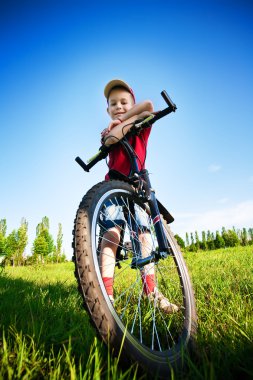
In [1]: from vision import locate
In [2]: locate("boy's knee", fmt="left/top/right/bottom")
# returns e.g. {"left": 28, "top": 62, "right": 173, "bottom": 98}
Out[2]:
{"left": 103, "top": 227, "right": 121, "bottom": 243}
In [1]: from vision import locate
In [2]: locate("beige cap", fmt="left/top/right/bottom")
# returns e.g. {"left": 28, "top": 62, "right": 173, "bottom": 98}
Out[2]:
{"left": 104, "top": 79, "right": 135, "bottom": 102}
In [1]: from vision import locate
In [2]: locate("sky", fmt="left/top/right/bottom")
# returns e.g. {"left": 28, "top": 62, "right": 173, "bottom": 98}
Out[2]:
{"left": 1, "top": 0, "right": 253, "bottom": 259}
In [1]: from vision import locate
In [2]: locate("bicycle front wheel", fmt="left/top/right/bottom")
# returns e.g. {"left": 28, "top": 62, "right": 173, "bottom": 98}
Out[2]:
{"left": 73, "top": 180, "right": 197, "bottom": 378}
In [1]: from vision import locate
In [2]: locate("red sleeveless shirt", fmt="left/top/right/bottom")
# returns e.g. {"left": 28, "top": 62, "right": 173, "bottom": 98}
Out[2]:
{"left": 105, "top": 127, "right": 151, "bottom": 180}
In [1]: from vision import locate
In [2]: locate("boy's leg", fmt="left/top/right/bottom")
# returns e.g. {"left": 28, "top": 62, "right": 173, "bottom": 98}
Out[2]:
{"left": 100, "top": 226, "right": 121, "bottom": 300}
{"left": 139, "top": 231, "right": 179, "bottom": 313}
{"left": 139, "top": 231, "right": 156, "bottom": 294}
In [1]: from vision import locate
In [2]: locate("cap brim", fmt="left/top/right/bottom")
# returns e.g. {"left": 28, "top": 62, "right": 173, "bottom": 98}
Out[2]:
{"left": 104, "top": 79, "right": 132, "bottom": 99}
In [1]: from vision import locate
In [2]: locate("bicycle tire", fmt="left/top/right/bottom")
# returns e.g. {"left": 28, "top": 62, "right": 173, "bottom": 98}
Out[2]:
{"left": 73, "top": 180, "right": 197, "bottom": 378}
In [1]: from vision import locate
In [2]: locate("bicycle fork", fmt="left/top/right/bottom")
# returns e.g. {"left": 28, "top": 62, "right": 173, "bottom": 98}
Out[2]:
{"left": 130, "top": 170, "right": 172, "bottom": 270}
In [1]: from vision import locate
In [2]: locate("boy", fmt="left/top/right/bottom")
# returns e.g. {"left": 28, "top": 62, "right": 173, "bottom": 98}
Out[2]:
{"left": 100, "top": 79, "right": 179, "bottom": 314}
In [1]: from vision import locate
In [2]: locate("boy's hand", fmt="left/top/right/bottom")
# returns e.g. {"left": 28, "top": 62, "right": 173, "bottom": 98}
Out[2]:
{"left": 136, "top": 110, "right": 153, "bottom": 119}
{"left": 101, "top": 119, "right": 122, "bottom": 138}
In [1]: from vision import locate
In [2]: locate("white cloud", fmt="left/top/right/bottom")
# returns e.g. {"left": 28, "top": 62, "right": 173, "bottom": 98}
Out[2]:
{"left": 208, "top": 164, "right": 221, "bottom": 173}
{"left": 174, "top": 200, "right": 253, "bottom": 236}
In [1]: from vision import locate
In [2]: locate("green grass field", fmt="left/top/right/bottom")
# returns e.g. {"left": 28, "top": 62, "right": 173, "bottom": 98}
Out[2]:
{"left": 0, "top": 246, "right": 252, "bottom": 379}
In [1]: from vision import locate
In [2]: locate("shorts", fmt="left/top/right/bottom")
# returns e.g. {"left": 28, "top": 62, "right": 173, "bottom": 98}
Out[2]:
{"left": 100, "top": 199, "right": 150, "bottom": 231}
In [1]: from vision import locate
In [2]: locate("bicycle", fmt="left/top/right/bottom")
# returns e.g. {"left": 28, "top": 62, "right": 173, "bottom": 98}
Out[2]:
{"left": 73, "top": 90, "right": 197, "bottom": 378}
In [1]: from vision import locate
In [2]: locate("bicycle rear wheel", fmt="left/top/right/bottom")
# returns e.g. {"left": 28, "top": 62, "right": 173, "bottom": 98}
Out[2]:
{"left": 73, "top": 180, "right": 197, "bottom": 378}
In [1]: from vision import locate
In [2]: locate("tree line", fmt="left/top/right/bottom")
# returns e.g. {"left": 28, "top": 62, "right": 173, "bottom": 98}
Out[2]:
{"left": 0, "top": 217, "right": 66, "bottom": 266}
{"left": 175, "top": 226, "right": 253, "bottom": 252}
{"left": 1, "top": 217, "right": 252, "bottom": 266}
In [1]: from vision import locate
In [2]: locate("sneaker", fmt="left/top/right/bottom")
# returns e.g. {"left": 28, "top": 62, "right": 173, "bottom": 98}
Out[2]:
{"left": 148, "top": 287, "right": 179, "bottom": 314}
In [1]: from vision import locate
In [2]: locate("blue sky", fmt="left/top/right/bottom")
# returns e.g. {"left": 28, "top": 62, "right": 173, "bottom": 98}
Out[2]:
{"left": 1, "top": 0, "right": 253, "bottom": 259}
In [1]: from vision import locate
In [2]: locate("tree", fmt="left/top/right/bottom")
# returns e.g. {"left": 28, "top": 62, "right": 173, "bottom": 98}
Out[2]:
{"left": 36, "top": 216, "right": 50, "bottom": 235}
{"left": 185, "top": 233, "right": 189, "bottom": 247}
{"left": 16, "top": 218, "right": 28, "bottom": 265}
{"left": 5, "top": 230, "right": 19, "bottom": 265}
{"left": 33, "top": 235, "right": 48, "bottom": 262}
{"left": 221, "top": 227, "right": 229, "bottom": 247}
{"left": 222, "top": 227, "right": 240, "bottom": 247}
{"left": 248, "top": 228, "right": 253, "bottom": 245}
{"left": 214, "top": 231, "right": 225, "bottom": 249}
{"left": 43, "top": 229, "right": 54, "bottom": 255}
{"left": 207, "top": 230, "right": 215, "bottom": 250}
{"left": 240, "top": 228, "right": 248, "bottom": 246}
{"left": 34, "top": 216, "right": 54, "bottom": 260}
{"left": 188, "top": 232, "right": 197, "bottom": 252}
{"left": 0, "top": 219, "right": 7, "bottom": 256}
{"left": 0, "top": 233, "right": 5, "bottom": 256}
{"left": 226, "top": 229, "right": 240, "bottom": 247}
{"left": 0, "top": 219, "right": 7, "bottom": 236}
{"left": 195, "top": 231, "right": 200, "bottom": 251}
{"left": 4, "top": 219, "right": 28, "bottom": 266}
{"left": 200, "top": 231, "right": 207, "bottom": 251}
{"left": 55, "top": 223, "right": 63, "bottom": 262}
{"left": 174, "top": 234, "right": 185, "bottom": 249}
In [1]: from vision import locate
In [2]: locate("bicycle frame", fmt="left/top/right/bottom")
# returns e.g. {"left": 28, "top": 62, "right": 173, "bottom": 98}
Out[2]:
{"left": 118, "top": 138, "right": 172, "bottom": 270}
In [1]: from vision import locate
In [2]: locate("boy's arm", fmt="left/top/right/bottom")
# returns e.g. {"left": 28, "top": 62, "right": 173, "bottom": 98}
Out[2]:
{"left": 117, "top": 100, "right": 154, "bottom": 123}
{"left": 101, "top": 101, "right": 154, "bottom": 146}
{"left": 101, "top": 100, "right": 154, "bottom": 139}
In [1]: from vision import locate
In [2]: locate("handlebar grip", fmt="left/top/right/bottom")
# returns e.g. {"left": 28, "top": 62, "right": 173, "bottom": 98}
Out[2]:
{"left": 75, "top": 145, "right": 110, "bottom": 172}
{"left": 75, "top": 156, "right": 90, "bottom": 172}
{"left": 161, "top": 90, "right": 177, "bottom": 111}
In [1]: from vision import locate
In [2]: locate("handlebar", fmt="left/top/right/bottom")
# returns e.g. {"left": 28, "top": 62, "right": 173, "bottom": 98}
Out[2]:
{"left": 76, "top": 90, "right": 177, "bottom": 172}
{"left": 161, "top": 90, "right": 177, "bottom": 111}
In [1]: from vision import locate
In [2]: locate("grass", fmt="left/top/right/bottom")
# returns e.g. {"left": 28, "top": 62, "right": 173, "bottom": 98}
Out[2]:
{"left": 0, "top": 264, "right": 139, "bottom": 379}
{"left": 0, "top": 247, "right": 253, "bottom": 379}
{"left": 184, "top": 246, "right": 253, "bottom": 379}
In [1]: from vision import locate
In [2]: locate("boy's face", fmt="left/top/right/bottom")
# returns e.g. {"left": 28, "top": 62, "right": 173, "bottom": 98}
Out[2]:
{"left": 107, "top": 88, "right": 135, "bottom": 120}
